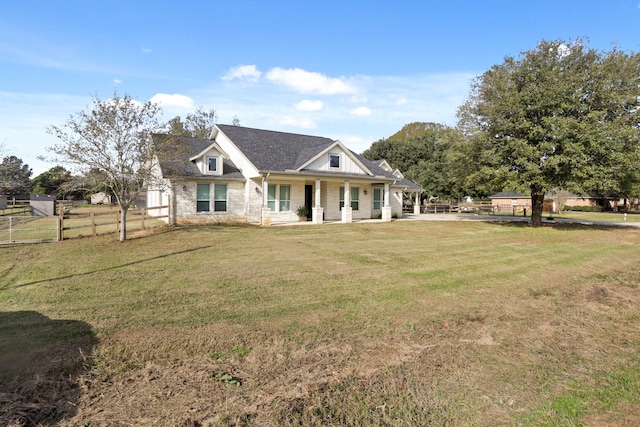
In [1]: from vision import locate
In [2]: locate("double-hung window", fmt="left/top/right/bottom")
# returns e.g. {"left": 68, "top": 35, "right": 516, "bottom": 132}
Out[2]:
{"left": 214, "top": 184, "right": 227, "bottom": 212}
{"left": 373, "top": 188, "right": 382, "bottom": 210}
{"left": 267, "top": 184, "right": 277, "bottom": 210}
{"left": 279, "top": 185, "right": 291, "bottom": 211}
{"left": 339, "top": 186, "right": 359, "bottom": 210}
{"left": 196, "top": 183, "right": 210, "bottom": 212}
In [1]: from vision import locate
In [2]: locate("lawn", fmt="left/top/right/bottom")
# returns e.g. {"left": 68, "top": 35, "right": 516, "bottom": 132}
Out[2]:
{"left": 1, "top": 220, "right": 639, "bottom": 426}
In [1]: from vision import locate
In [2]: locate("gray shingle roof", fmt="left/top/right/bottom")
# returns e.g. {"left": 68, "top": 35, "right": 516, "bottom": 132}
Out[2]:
{"left": 216, "top": 124, "right": 335, "bottom": 170}
{"left": 153, "top": 126, "right": 424, "bottom": 191}
{"left": 152, "top": 134, "right": 243, "bottom": 179}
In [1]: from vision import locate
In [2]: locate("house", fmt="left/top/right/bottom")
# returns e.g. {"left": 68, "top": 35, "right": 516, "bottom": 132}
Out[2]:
{"left": 490, "top": 191, "right": 618, "bottom": 213}
{"left": 489, "top": 191, "right": 532, "bottom": 212}
{"left": 146, "top": 125, "right": 423, "bottom": 226}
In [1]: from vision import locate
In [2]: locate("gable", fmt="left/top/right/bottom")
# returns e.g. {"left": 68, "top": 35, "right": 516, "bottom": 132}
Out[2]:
{"left": 214, "top": 124, "right": 335, "bottom": 173}
{"left": 189, "top": 142, "right": 228, "bottom": 176}
{"left": 298, "top": 141, "right": 373, "bottom": 176}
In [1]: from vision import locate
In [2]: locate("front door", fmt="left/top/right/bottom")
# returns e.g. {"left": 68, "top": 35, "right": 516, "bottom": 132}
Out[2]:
{"left": 304, "top": 185, "right": 313, "bottom": 219}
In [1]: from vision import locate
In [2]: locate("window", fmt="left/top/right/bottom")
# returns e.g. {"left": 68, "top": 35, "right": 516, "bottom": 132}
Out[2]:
{"left": 329, "top": 154, "right": 340, "bottom": 168}
{"left": 339, "top": 186, "right": 359, "bottom": 210}
{"left": 351, "top": 187, "right": 359, "bottom": 211}
{"left": 214, "top": 184, "right": 227, "bottom": 212}
{"left": 267, "top": 184, "right": 276, "bottom": 210}
{"left": 373, "top": 188, "right": 382, "bottom": 210}
{"left": 196, "top": 183, "right": 210, "bottom": 212}
{"left": 207, "top": 157, "right": 217, "bottom": 172}
{"left": 279, "top": 185, "right": 291, "bottom": 211}
{"left": 266, "top": 184, "right": 291, "bottom": 211}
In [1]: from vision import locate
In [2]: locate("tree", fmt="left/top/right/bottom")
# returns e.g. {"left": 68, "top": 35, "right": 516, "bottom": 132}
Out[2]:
{"left": 164, "top": 106, "right": 218, "bottom": 138}
{"left": 46, "top": 93, "right": 162, "bottom": 241}
{"left": 0, "top": 155, "right": 32, "bottom": 197}
{"left": 31, "top": 166, "right": 79, "bottom": 198}
{"left": 458, "top": 39, "right": 640, "bottom": 225}
{"left": 363, "top": 122, "right": 466, "bottom": 200}
{"left": 546, "top": 187, "right": 572, "bottom": 214}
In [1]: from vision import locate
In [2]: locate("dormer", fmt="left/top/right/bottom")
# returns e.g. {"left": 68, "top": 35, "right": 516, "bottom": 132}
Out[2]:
{"left": 190, "top": 142, "right": 228, "bottom": 176}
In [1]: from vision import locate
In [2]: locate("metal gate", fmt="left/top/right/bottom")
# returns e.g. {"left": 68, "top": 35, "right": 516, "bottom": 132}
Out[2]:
{"left": 0, "top": 216, "right": 59, "bottom": 244}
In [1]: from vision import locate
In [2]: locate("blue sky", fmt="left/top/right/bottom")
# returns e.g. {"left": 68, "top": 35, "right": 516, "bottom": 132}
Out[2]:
{"left": 2, "top": 1, "right": 640, "bottom": 175}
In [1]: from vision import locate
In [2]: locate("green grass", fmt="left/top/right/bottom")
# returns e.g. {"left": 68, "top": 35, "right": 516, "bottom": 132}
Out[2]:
{"left": 1, "top": 220, "right": 640, "bottom": 425}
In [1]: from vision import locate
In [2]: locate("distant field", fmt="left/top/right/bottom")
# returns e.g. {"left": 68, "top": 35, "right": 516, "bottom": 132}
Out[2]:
{"left": 1, "top": 220, "right": 639, "bottom": 426}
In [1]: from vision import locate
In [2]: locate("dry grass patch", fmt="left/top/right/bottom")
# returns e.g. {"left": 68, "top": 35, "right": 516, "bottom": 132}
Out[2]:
{"left": 1, "top": 221, "right": 640, "bottom": 425}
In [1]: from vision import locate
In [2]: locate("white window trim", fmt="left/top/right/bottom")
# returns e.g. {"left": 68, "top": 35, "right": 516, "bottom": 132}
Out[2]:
{"left": 329, "top": 153, "right": 341, "bottom": 169}
{"left": 206, "top": 156, "right": 218, "bottom": 174}
{"left": 267, "top": 183, "right": 292, "bottom": 212}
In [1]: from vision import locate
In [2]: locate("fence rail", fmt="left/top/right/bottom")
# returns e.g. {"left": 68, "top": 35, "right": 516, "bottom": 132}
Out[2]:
{"left": 0, "top": 201, "right": 30, "bottom": 216}
{"left": 58, "top": 205, "right": 169, "bottom": 240}
{"left": 0, "top": 205, "right": 169, "bottom": 244}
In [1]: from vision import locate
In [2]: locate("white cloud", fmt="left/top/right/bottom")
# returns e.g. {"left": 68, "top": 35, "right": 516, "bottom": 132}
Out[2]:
{"left": 350, "top": 106, "right": 372, "bottom": 117}
{"left": 141, "top": 46, "right": 152, "bottom": 54}
{"left": 150, "top": 93, "right": 194, "bottom": 109}
{"left": 266, "top": 67, "right": 358, "bottom": 95}
{"left": 295, "top": 100, "right": 323, "bottom": 111}
{"left": 113, "top": 79, "right": 122, "bottom": 85}
{"left": 222, "top": 65, "right": 262, "bottom": 82}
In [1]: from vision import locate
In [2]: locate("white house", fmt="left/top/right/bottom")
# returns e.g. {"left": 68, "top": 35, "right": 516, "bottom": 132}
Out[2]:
{"left": 147, "top": 125, "right": 423, "bottom": 226}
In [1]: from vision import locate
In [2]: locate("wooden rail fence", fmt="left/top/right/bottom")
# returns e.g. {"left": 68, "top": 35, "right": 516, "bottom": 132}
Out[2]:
{"left": 58, "top": 205, "right": 169, "bottom": 240}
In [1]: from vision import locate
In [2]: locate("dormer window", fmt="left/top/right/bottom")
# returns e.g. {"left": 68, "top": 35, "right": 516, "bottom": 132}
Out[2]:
{"left": 329, "top": 154, "right": 340, "bottom": 169}
{"left": 207, "top": 157, "right": 217, "bottom": 173}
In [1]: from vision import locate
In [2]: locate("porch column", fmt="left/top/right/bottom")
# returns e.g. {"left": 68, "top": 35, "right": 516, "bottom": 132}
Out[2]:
{"left": 312, "top": 179, "right": 323, "bottom": 224}
{"left": 342, "top": 180, "right": 353, "bottom": 223}
{"left": 261, "top": 176, "right": 271, "bottom": 226}
{"left": 381, "top": 182, "right": 392, "bottom": 222}
{"left": 414, "top": 192, "right": 421, "bottom": 215}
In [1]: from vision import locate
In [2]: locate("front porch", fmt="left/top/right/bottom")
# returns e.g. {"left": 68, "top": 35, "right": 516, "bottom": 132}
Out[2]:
{"left": 258, "top": 177, "right": 407, "bottom": 226}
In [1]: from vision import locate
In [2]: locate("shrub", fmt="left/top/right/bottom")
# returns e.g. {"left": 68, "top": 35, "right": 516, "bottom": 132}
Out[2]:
{"left": 563, "top": 205, "right": 604, "bottom": 212}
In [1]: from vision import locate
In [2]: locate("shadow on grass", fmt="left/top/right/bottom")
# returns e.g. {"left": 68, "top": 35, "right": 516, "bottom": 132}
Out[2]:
{"left": 485, "top": 219, "right": 639, "bottom": 232}
{"left": 0, "top": 311, "right": 97, "bottom": 426}
{"left": 3, "top": 244, "right": 213, "bottom": 290}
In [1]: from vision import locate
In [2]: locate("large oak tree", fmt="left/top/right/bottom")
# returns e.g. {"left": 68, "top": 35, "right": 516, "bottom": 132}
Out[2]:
{"left": 458, "top": 39, "right": 640, "bottom": 225}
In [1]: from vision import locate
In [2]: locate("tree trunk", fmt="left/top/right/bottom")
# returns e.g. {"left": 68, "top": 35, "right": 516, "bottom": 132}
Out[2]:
{"left": 530, "top": 194, "right": 545, "bottom": 226}
{"left": 119, "top": 206, "right": 128, "bottom": 241}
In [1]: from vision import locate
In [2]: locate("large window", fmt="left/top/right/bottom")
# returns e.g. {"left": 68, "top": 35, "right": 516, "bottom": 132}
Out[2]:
{"left": 279, "top": 185, "right": 291, "bottom": 211}
{"left": 339, "top": 186, "right": 359, "bottom": 210}
{"left": 196, "top": 183, "right": 210, "bottom": 212}
{"left": 267, "top": 184, "right": 291, "bottom": 211}
{"left": 373, "top": 188, "right": 382, "bottom": 210}
{"left": 214, "top": 184, "right": 227, "bottom": 212}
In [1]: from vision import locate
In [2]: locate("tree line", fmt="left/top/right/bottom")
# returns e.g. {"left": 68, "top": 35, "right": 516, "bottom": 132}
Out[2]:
{"left": 364, "top": 39, "right": 640, "bottom": 225}
{"left": 2, "top": 38, "right": 639, "bottom": 236}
